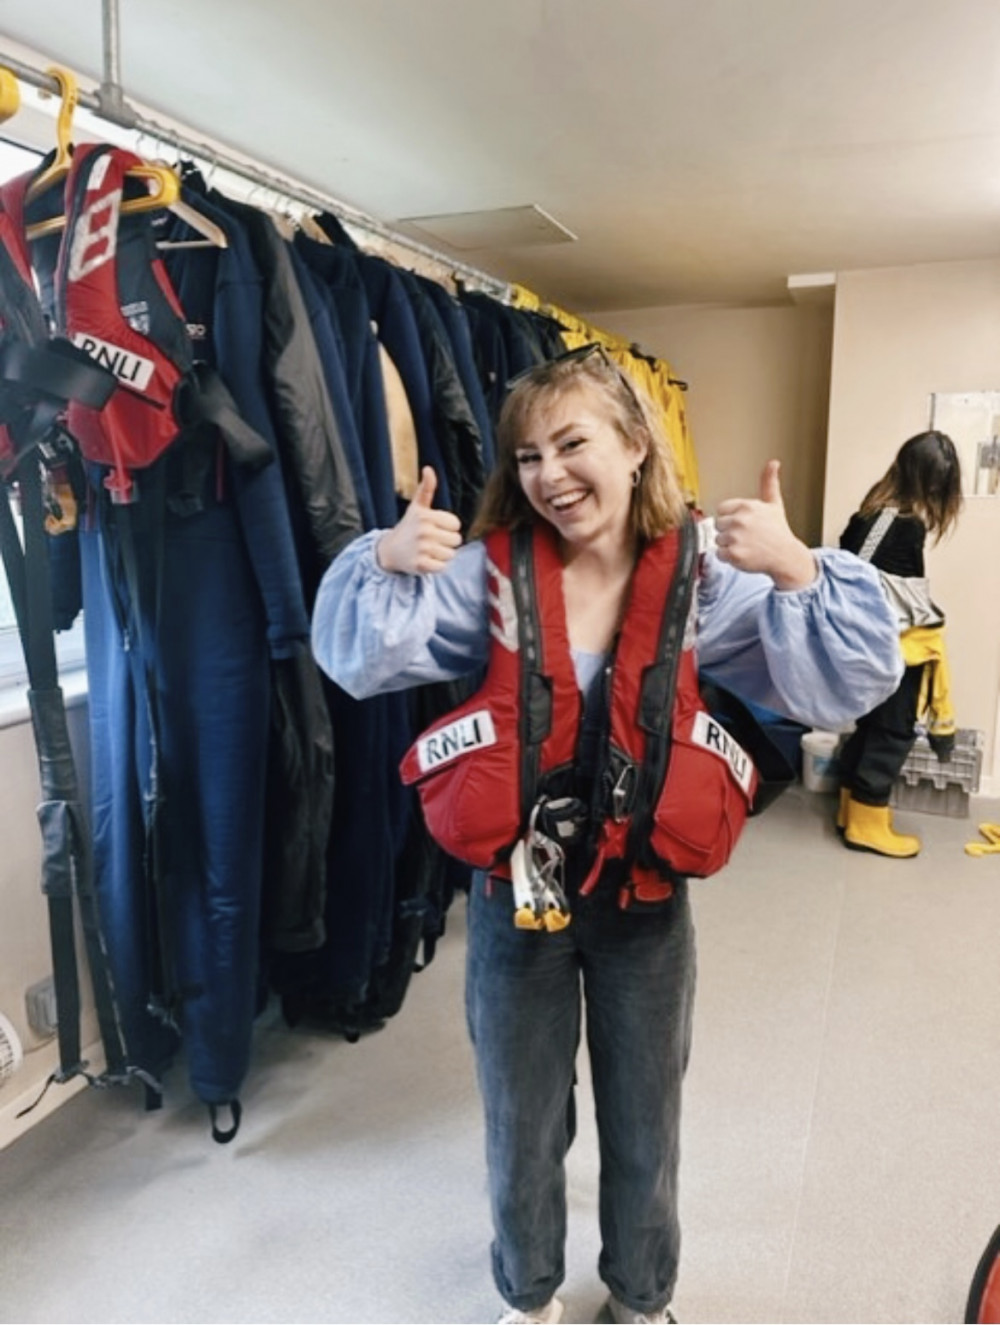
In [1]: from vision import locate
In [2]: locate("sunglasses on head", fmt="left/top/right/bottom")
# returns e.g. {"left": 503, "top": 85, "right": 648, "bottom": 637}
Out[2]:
{"left": 505, "top": 342, "right": 644, "bottom": 414}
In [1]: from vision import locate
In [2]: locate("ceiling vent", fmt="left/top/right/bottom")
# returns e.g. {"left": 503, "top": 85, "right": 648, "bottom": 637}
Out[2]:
{"left": 395, "top": 203, "right": 577, "bottom": 251}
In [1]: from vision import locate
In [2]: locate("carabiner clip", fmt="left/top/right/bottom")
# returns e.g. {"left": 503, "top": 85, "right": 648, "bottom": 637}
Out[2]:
{"left": 610, "top": 761, "right": 637, "bottom": 822}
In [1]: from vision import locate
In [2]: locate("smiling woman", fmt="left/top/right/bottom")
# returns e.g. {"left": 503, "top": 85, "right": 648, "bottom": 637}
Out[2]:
{"left": 311, "top": 344, "right": 903, "bottom": 1325}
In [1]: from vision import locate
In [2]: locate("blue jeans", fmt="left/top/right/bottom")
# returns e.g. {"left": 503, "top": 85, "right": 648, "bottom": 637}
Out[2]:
{"left": 465, "top": 873, "right": 697, "bottom": 1314}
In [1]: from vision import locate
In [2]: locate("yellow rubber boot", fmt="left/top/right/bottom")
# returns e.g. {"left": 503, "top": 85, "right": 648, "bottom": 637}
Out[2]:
{"left": 836, "top": 787, "right": 851, "bottom": 835}
{"left": 844, "top": 798, "right": 921, "bottom": 858}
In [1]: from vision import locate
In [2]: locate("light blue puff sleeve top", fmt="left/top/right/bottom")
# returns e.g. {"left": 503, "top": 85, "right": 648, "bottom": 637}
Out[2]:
{"left": 311, "top": 529, "right": 903, "bottom": 733}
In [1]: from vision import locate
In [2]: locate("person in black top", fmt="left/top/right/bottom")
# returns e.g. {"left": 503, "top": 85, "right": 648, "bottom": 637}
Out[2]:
{"left": 837, "top": 430, "right": 963, "bottom": 856}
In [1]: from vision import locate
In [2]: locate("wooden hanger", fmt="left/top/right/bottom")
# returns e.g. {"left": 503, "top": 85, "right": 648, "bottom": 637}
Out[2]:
{"left": 157, "top": 196, "right": 229, "bottom": 249}
{"left": 297, "top": 212, "right": 333, "bottom": 245}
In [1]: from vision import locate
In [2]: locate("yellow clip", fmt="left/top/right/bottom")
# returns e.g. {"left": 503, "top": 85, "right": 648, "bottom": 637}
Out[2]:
{"left": 514, "top": 905, "right": 571, "bottom": 932}
{"left": 542, "top": 910, "right": 571, "bottom": 933}
{"left": 0, "top": 67, "right": 20, "bottom": 123}
{"left": 514, "top": 906, "right": 544, "bottom": 931}
{"left": 44, "top": 478, "right": 78, "bottom": 535}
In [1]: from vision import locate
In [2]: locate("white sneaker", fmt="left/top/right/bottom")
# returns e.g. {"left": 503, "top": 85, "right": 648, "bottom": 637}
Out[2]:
{"left": 497, "top": 1296, "right": 564, "bottom": 1324}
{"left": 606, "top": 1293, "right": 677, "bottom": 1324}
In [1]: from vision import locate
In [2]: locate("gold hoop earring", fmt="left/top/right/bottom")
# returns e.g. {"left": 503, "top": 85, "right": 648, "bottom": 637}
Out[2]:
{"left": 631, "top": 468, "right": 641, "bottom": 489}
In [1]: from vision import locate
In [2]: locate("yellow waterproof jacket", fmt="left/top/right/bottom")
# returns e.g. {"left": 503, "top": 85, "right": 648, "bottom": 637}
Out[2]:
{"left": 900, "top": 624, "right": 955, "bottom": 736}
{"left": 510, "top": 284, "right": 700, "bottom": 505}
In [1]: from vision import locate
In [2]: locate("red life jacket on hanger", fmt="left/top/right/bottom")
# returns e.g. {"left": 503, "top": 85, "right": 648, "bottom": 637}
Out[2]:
{"left": 400, "top": 517, "right": 759, "bottom": 910}
{"left": 0, "top": 167, "right": 114, "bottom": 477}
{"left": 53, "top": 143, "right": 194, "bottom": 503}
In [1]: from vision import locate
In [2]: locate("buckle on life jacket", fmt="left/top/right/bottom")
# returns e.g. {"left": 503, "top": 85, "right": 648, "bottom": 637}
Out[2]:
{"left": 510, "top": 799, "right": 574, "bottom": 933}
{"left": 609, "top": 758, "right": 638, "bottom": 822}
{"left": 595, "top": 746, "right": 639, "bottom": 824}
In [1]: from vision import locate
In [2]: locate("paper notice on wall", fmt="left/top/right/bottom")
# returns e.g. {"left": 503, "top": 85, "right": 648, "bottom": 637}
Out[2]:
{"left": 929, "top": 391, "right": 1000, "bottom": 497}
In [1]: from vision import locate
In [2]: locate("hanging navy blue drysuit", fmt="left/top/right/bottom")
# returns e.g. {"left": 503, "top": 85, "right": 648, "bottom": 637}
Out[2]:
{"left": 62, "top": 195, "right": 311, "bottom": 1110}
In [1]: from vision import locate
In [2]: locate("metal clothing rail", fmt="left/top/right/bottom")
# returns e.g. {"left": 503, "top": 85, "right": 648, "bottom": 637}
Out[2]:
{"left": 0, "top": 45, "right": 513, "bottom": 302}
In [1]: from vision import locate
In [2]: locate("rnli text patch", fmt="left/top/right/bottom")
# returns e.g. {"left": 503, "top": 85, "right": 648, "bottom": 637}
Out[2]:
{"left": 416, "top": 710, "right": 497, "bottom": 773}
{"left": 72, "top": 332, "right": 155, "bottom": 392}
{"left": 691, "top": 710, "right": 754, "bottom": 796}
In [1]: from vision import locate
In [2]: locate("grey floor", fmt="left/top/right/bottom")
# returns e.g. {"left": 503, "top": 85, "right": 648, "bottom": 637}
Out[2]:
{"left": 2, "top": 783, "right": 1000, "bottom": 1325}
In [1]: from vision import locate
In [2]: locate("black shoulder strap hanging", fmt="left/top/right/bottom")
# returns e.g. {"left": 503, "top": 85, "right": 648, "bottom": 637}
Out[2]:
{"left": 0, "top": 454, "right": 162, "bottom": 1114}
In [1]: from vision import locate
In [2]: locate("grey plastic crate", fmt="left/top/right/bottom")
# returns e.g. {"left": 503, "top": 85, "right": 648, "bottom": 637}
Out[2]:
{"left": 889, "top": 728, "right": 984, "bottom": 818}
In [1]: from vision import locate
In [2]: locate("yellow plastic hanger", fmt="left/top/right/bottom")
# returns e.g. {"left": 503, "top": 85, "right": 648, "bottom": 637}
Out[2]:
{"left": 25, "top": 65, "right": 78, "bottom": 203}
{"left": 25, "top": 159, "right": 183, "bottom": 241}
{"left": 25, "top": 154, "right": 229, "bottom": 248}
{"left": 0, "top": 66, "right": 21, "bottom": 124}
{"left": 19, "top": 67, "right": 223, "bottom": 246}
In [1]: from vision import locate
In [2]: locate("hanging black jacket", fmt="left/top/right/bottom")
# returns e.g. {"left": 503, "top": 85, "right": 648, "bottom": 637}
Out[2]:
{"left": 292, "top": 231, "right": 400, "bottom": 525}
{"left": 204, "top": 188, "right": 362, "bottom": 597}
{"left": 419, "top": 277, "right": 496, "bottom": 474}
{"left": 397, "top": 268, "right": 484, "bottom": 531}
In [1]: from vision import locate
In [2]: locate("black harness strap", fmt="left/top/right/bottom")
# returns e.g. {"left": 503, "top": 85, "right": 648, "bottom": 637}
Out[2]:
{"left": 0, "top": 455, "right": 158, "bottom": 1112}
{"left": 510, "top": 523, "right": 553, "bottom": 829}
{"left": 506, "top": 518, "right": 698, "bottom": 886}
{"left": 625, "top": 515, "right": 698, "bottom": 878}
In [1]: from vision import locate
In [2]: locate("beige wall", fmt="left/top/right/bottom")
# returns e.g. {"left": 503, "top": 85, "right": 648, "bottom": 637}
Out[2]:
{"left": 0, "top": 706, "right": 96, "bottom": 1149}
{"left": 594, "top": 303, "right": 834, "bottom": 544}
{"left": 597, "top": 262, "right": 999, "bottom": 795}
{"left": 824, "top": 259, "right": 1000, "bottom": 795}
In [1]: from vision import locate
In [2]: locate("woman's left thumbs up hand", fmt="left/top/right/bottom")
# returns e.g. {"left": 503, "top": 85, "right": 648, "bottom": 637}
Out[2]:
{"left": 714, "top": 459, "right": 817, "bottom": 589}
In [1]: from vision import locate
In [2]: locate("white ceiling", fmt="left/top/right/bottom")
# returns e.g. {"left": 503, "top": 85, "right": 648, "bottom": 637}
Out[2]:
{"left": 3, "top": 0, "right": 1000, "bottom": 312}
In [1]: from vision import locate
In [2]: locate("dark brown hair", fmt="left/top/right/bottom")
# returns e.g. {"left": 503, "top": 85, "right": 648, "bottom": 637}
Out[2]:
{"left": 470, "top": 349, "right": 687, "bottom": 540}
{"left": 859, "top": 430, "right": 963, "bottom": 541}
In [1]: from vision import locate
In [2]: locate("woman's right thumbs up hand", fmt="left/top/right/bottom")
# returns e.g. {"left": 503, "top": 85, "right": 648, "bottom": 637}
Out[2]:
{"left": 375, "top": 466, "right": 463, "bottom": 574}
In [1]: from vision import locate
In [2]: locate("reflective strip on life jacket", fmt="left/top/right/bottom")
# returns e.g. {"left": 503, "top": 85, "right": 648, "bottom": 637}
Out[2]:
{"left": 0, "top": 168, "right": 116, "bottom": 476}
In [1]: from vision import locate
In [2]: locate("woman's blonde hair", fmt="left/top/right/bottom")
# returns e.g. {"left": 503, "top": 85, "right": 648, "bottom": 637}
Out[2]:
{"left": 470, "top": 346, "right": 688, "bottom": 541}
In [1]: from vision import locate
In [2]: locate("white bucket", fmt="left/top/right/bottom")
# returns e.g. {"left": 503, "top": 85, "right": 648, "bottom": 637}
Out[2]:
{"left": 800, "top": 730, "right": 841, "bottom": 794}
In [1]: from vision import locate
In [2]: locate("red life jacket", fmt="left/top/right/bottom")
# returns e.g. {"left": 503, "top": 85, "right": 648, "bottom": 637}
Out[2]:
{"left": 0, "top": 167, "right": 114, "bottom": 478}
{"left": 400, "top": 518, "right": 759, "bottom": 910}
{"left": 53, "top": 143, "right": 194, "bottom": 503}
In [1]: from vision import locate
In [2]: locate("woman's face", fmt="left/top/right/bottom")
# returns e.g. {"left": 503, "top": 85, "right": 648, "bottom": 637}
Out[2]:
{"left": 513, "top": 383, "right": 646, "bottom": 556}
